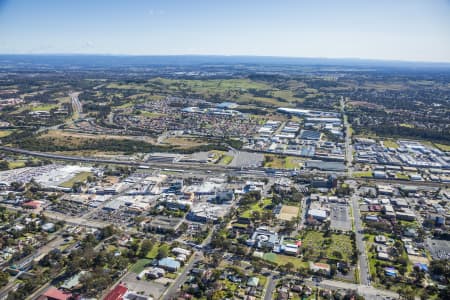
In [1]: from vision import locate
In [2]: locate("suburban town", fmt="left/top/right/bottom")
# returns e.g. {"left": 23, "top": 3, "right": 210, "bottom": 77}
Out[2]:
{"left": 0, "top": 53, "right": 449, "bottom": 300}
{"left": 0, "top": 1, "right": 449, "bottom": 299}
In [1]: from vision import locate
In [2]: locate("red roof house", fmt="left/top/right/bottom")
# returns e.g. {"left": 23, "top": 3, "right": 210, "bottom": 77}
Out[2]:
{"left": 104, "top": 284, "right": 128, "bottom": 300}
{"left": 40, "top": 288, "right": 72, "bottom": 300}
{"left": 22, "top": 200, "right": 42, "bottom": 209}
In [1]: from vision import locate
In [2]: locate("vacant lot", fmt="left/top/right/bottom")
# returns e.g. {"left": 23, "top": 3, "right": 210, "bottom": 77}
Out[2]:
{"left": 264, "top": 155, "right": 302, "bottom": 169}
{"left": 41, "top": 130, "right": 156, "bottom": 146}
{"left": 301, "top": 231, "right": 354, "bottom": 262}
{"left": 383, "top": 140, "right": 399, "bottom": 148}
{"left": 277, "top": 205, "right": 300, "bottom": 221}
{"left": 163, "top": 137, "right": 208, "bottom": 149}
{"left": 59, "top": 171, "right": 92, "bottom": 188}
{"left": 263, "top": 253, "right": 308, "bottom": 269}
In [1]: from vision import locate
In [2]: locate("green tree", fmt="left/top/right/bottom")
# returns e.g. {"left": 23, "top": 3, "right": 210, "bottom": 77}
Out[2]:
{"left": 139, "top": 239, "right": 154, "bottom": 258}
{"left": 157, "top": 244, "right": 170, "bottom": 259}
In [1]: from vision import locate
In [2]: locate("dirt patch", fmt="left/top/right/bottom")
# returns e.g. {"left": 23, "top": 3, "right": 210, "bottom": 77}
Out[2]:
{"left": 278, "top": 205, "right": 300, "bottom": 221}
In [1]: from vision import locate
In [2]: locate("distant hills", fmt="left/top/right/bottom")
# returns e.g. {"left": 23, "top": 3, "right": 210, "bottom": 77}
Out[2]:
{"left": 1, "top": 54, "right": 450, "bottom": 70}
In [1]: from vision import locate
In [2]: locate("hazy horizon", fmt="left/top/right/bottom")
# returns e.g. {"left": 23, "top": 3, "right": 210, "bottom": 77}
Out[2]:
{"left": 1, "top": 0, "right": 450, "bottom": 63}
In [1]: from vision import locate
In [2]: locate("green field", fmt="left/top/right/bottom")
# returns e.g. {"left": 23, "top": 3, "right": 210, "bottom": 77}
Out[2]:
{"left": 107, "top": 78, "right": 303, "bottom": 108}
{"left": 383, "top": 140, "right": 399, "bottom": 148}
{"left": 30, "top": 104, "right": 59, "bottom": 111}
{"left": 262, "top": 253, "right": 308, "bottom": 269}
{"left": 145, "top": 243, "right": 160, "bottom": 259}
{"left": 301, "top": 231, "right": 354, "bottom": 262}
{"left": 130, "top": 258, "right": 152, "bottom": 273}
{"left": 0, "top": 130, "right": 13, "bottom": 138}
{"left": 8, "top": 161, "right": 26, "bottom": 169}
{"left": 218, "top": 154, "right": 234, "bottom": 165}
{"left": 264, "top": 155, "right": 302, "bottom": 170}
{"left": 434, "top": 143, "right": 450, "bottom": 151}
{"left": 59, "top": 171, "right": 92, "bottom": 188}
{"left": 240, "top": 198, "right": 272, "bottom": 218}
{"left": 395, "top": 173, "right": 409, "bottom": 180}
{"left": 353, "top": 171, "right": 373, "bottom": 178}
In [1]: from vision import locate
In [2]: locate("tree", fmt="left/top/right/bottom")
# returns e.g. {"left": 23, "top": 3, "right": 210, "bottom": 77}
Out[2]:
{"left": 0, "top": 271, "right": 9, "bottom": 288}
{"left": 283, "top": 262, "right": 295, "bottom": 273}
{"left": 0, "top": 161, "right": 9, "bottom": 171}
{"left": 139, "top": 239, "right": 154, "bottom": 258}
{"left": 157, "top": 244, "right": 169, "bottom": 259}
{"left": 332, "top": 250, "right": 343, "bottom": 259}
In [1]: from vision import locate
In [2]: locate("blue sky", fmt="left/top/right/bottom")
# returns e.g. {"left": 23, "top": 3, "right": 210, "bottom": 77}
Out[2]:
{"left": 0, "top": 0, "right": 449, "bottom": 62}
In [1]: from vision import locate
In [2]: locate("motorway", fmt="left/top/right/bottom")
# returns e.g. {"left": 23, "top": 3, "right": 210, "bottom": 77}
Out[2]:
{"left": 70, "top": 92, "right": 83, "bottom": 115}
{"left": 1, "top": 145, "right": 446, "bottom": 189}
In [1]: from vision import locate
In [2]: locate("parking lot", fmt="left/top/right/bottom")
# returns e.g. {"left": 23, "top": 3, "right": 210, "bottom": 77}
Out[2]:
{"left": 229, "top": 151, "right": 264, "bottom": 168}
{"left": 330, "top": 204, "right": 352, "bottom": 231}
{"left": 426, "top": 238, "right": 450, "bottom": 260}
{"left": 121, "top": 271, "right": 169, "bottom": 299}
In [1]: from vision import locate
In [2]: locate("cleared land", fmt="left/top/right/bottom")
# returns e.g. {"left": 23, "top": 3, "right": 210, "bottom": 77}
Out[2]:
{"left": 41, "top": 130, "right": 156, "bottom": 145}
{"left": 59, "top": 171, "right": 92, "bottom": 188}
{"left": 163, "top": 137, "right": 208, "bottom": 149}
{"left": 277, "top": 205, "right": 300, "bottom": 221}
{"left": 264, "top": 155, "right": 302, "bottom": 169}
{"left": 383, "top": 140, "right": 399, "bottom": 148}
{"left": 301, "top": 231, "right": 354, "bottom": 262}
{"left": 262, "top": 253, "right": 308, "bottom": 269}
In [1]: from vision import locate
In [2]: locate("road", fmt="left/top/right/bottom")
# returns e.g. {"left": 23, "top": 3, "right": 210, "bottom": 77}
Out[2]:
{"left": 161, "top": 228, "right": 214, "bottom": 300}
{"left": 263, "top": 273, "right": 276, "bottom": 300}
{"left": 341, "top": 96, "right": 353, "bottom": 178}
{"left": 0, "top": 232, "right": 67, "bottom": 299}
{"left": 263, "top": 272, "right": 398, "bottom": 300}
{"left": 303, "top": 278, "right": 398, "bottom": 300}
{"left": 341, "top": 99, "right": 370, "bottom": 286}
{"left": 70, "top": 92, "right": 82, "bottom": 115}
{"left": 351, "top": 191, "right": 371, "bottom": 286}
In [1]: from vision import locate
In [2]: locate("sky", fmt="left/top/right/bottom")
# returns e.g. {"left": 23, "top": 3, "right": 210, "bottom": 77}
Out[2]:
{"left": 0, "top": 0, "right": 449, "bottom": 62}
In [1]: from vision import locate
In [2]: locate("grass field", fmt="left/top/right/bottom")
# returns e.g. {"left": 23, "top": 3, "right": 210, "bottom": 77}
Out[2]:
{"left": 395, "top": 173, "right": 409, "bottom": 180}
{"left": 262, "top": 253, "right": 308, "bottom": 269}
{"left": 434, "top": 143, "right": 450, "bottom": 151}
{"left": 353, "top": 171, "right": 373, "bottom": 178}
{"left": 383, "top": 140, "right": 399, "bottom": 148}
{"left": 301, "top": 231, "right": 354, "bottom": 262}
{"left": 41, "top": 130, "right": 156, "bottom": 146}
{"left": 59, "top": 171, "right": 92, "bottom": 188}
{"left": 145, "top": 243, "right": 160, "bottom": 259}
{"left": 163, "top": 137, "right": 208, "bottom": 149}
{"left": 264, "top": 155, "right": 302, "bottom": 169}
{"left": 138, "top": 111, "right": 166, "bottom": 118}
{"left": 0, "top": 130, "right": 13, "bottom": 138}
{"left": 240, "top": 198, "right": 272, "bottom": 218}
{"left": 218, "top": 154, "right": 233, "bottom": 165}
{"left": 130, "top": 258, "right": 152, "bottom": 273}
{"left": 30, "top": 103, "right": 59, "bottom": 111}
{"left": 8, "top": 161, "right": 26, "bottom": 169}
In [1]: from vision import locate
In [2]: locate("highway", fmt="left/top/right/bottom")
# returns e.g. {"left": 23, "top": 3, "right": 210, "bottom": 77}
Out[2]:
{"left": 1, "top": 145, "right": 446, "bottom": 189}
{"left": 70, "top": 92, "right": 82, "bottom": 115}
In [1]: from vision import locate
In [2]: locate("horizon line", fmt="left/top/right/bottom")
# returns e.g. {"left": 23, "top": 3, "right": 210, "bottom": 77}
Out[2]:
{"left": 1, "top": 53, "right": 450, "bottom": 65}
